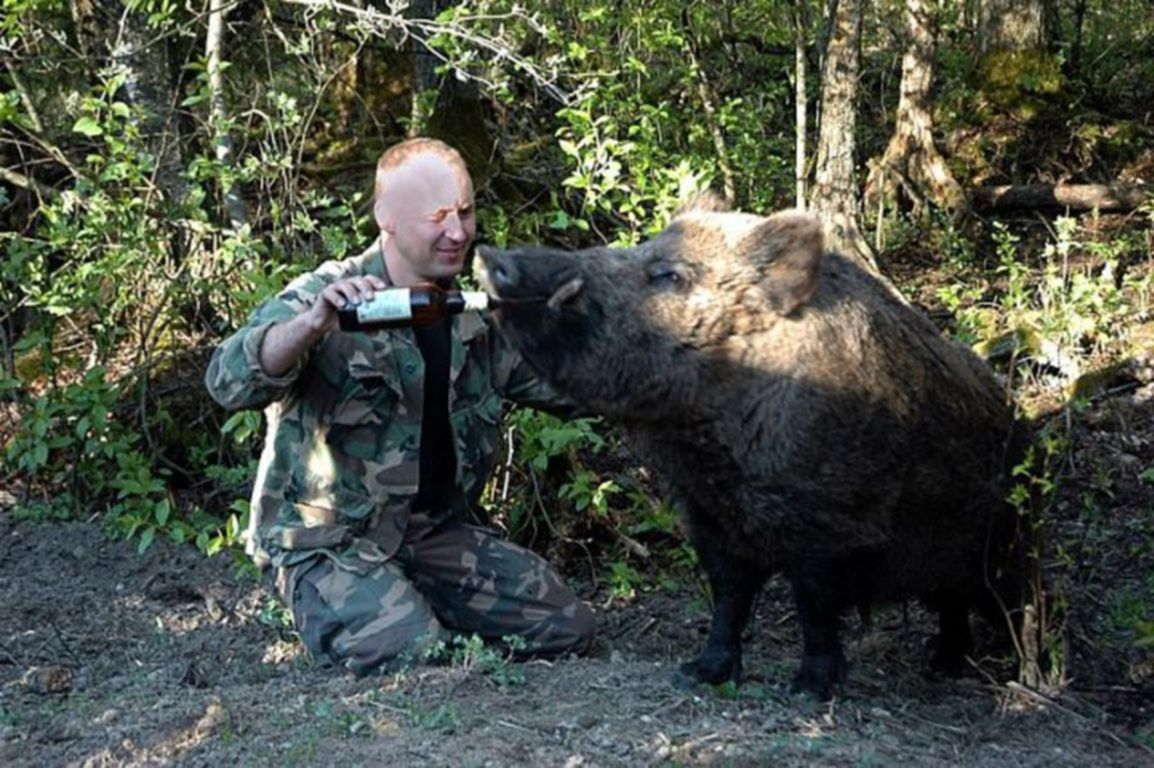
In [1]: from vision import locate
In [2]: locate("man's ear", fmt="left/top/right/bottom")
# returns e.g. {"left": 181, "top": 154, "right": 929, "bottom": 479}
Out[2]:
{"left": 374, "top": 197, "right": 393, "bottom": 233}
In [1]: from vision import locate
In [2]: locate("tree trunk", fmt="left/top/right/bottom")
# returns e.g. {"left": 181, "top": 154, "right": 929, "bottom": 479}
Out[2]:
{"left": 71, "top": 2, "right": 187, "bottom": 250}
{"left": 115, "top": 20, "right": 185, "bottom": 206}
{"left": 398, "top": 0, "right": 492, "bottom": 177}
{"left": 810, "top": 0, "right": 873, "bottom": 268}
{"left": 979, "top": 0, "right": 1047, "bottom": 53}
{"left": 864, "top": 0, "right": 964, "bottom": 220}
{"left": 1070, "top": 0, "right": 1087, "bottom": 73}
{"left": 794, "top": 0, "right": 809, "bottom": 210}
{"left": 206, "top": 0, "right": 247, "bottom": 230}
{"left": 405, "top": 0, "right": 441, "bottom": 136}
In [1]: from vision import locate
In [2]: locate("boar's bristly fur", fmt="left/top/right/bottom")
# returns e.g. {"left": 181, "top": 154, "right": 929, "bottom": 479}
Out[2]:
{"left": 476, "top": 206, "right": 1029, "bottom": 699}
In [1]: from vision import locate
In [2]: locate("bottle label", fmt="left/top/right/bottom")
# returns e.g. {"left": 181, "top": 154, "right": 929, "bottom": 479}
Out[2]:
{"left": 462, "top": 291, "right": 489, "bottom": 312}
{"left": 357, "top": 289, "right": 413, "bottom": 323}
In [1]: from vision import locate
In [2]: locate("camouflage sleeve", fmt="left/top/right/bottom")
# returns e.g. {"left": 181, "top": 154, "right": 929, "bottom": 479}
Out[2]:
{"left": 489, "top": 324, "right": 581, "bottom": 418}
{"left": 204, "top": 266, "right": 338, "bottom": 411}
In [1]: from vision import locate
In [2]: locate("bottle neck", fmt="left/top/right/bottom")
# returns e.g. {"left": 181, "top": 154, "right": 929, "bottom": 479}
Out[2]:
{"left": 460, "top": 291, "right": 489, "bottom": 312}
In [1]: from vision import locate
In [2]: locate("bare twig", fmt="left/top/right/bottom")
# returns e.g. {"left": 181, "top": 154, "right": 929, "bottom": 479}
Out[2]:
{"left": 496, "top": 718, "right": 539, "bottom": 734}
{"left": 46, "top": 619, "right": 82, "bottom": 667}
{"left": 4, "top": 60, "right": 43, "bottom": 133}
{"left": 682, "top": 10, "right": 735, "bottom": 202}
{"left": 281, "top": 0, "right": 573, "bottom": 104}
{"left": 0, "top": 639, "right": 21, "bottom": 666}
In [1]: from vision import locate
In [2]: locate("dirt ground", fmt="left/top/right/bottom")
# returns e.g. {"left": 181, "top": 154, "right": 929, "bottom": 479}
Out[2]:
{"left": 3, "top": 368, "right": 1153, "bottom": 767}
{"left": 2, "top": 274, "right": 1153, "bottom": 766}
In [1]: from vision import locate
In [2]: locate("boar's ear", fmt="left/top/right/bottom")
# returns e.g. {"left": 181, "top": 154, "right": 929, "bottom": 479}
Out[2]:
{"left": 673, "top": 189, "right": 732, "bottom": 218}
{"left": 743, "top": 211, "right": 824, "bottom": 316}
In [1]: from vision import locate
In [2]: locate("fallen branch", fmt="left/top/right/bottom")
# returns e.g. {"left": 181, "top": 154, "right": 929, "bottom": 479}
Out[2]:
{"left": 0, "top": 166, "right": 57, "bottom": 198}
{"left": 971, "top": 183, "right": 1150, "bottom": 212}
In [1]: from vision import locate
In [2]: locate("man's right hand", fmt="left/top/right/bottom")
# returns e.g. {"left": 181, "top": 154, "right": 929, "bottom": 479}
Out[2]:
{"left": 260, "top": 275, "right": 390, "bottom": 377}
{"left": 306, "top": 275, "right": 391, "bottom": 334}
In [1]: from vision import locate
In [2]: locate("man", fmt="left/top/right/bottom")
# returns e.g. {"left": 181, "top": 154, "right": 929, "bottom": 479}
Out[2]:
{"left": 205, "top": 138, "right": 594, "bottom": 675}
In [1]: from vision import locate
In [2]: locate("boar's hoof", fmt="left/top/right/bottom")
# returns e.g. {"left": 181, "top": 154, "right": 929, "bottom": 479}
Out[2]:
{"left": 673, "top": 651, "right": 742, "bottom": 689}
{"left": 790, "top": 654, "right": 848, "bottom": 700}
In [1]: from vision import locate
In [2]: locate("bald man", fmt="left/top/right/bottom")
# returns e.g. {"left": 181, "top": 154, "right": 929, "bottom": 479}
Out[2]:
{"left": 206, "top": 138, "right": 594, "bottom": 675}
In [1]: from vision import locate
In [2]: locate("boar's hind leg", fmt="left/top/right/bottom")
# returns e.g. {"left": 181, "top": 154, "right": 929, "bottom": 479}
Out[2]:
{"left": 674, "top": 529, "right": 769, "bottom": 688}
{"left": 790, "top": 565, "right": 850, "bottom": 700}
{"left": 927, "top": 591, "right": 974, "bottom": 677}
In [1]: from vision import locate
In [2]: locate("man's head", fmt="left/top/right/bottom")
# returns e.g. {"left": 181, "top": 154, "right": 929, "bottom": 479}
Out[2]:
{"left": 373, "top": 138, "right": 476, "bottom": 286}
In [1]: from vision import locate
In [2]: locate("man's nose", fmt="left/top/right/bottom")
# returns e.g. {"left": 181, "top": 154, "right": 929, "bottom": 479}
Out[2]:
{"left": 443, "top": 211, "right": 466, "bottom": 242}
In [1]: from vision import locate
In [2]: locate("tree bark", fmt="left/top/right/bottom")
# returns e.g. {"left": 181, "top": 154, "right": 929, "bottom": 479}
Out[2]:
{"left": 979, "top": 0, "right": 1047, "bottom": 53}
{"left": 206, "top": 0, "right": 247, "bottom": 230}
{"left": 864, "top": 0, "right": 964, "bottom": 219}
{"left": 794, "top": 0, "right": 809, "bottom": 210}
{"left": 405, "top": 0, "right": 440, "bottom": 136}
{"left": 87, "top": 4, "right": 187, "bottom": 209}
{"left": 396, "top": 0, "right": 492, "bottom": 176}
{"left": 811, "top": 0, "right": 873, "bottom": 268}
{"left": 971, "top": 183, "right": 1150, "bottom": 212}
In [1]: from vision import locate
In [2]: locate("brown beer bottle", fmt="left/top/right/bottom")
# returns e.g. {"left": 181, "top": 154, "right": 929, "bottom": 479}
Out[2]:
{"left": 337, "top": 284, "right": 499, "bottom": 331}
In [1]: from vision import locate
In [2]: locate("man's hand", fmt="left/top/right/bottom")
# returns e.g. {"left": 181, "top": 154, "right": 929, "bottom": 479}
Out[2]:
{"left": 260, "top": 275, "right": 390, "bottom": 377}
{"left": 305, "top": 275, "right": 390, "bottom": 335}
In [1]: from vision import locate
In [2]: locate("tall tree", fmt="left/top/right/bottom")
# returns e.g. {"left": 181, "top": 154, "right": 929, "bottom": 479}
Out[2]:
{"left": 979, "top": 0, "right": 1051, "bottom": 53}
{"left": 399, "top": 0, "right": 493, "bottom": 176}
{"left": 69, "top": 1, "right": 188, "bottom": 212}
{"left": 810, "top": 0, "right": 872, "bottom": 267}
{"left": 206, "top": 0, "right": 247, "bottom": 230}
{"left": 794, "top": 0, "right": 809, "bottom": 210}
{"left": 864, "top": 0, "right": 964, "bottom": 219}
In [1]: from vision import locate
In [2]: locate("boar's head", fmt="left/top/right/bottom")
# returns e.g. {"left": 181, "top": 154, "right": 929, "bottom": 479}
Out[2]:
{"left": 475, "top": 197, "right": 824, "bottom": 421}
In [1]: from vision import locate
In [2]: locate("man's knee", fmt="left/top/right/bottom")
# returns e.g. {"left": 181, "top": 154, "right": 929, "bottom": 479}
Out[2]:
{"left": 526, "top": 597, "right": 596, "bottom": 658}
{"left": 285, "top": 558, "right": 447, "bottom": 675}
{"left": 559, "top": 598, "right": 597, "bottom": 653}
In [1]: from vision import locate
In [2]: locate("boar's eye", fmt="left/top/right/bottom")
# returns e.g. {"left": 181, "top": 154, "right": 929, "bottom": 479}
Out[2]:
{"left": 647, "top": 264, "right": 690, "bottom": 291}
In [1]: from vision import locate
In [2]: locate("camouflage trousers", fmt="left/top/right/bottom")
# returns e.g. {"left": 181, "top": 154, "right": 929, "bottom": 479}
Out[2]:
{"left": 275, "top": 518, "right": 595, "bottom": 676}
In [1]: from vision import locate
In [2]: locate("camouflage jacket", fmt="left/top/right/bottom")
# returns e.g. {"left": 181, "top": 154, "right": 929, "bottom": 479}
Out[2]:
{"left": 205, "top": 242, "right": 564, "bottom": 572}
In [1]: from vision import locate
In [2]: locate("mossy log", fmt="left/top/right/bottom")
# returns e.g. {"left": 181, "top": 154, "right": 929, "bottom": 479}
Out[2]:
{"left": 971, "top": 183, "right": 1149, "bottom": 212}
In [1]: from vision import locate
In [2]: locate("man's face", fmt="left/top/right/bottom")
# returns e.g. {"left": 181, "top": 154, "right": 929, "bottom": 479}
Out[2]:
{"left": 379, "top": 153, "right": 476, "bottom": 285}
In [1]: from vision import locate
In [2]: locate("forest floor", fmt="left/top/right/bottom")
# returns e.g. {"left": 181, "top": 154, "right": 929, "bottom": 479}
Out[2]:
{"left": 3, "top": 377, "right": 1153, "bottom": 766}
{"left": 3, "top": 247, "right": 1154, "bottom": 766}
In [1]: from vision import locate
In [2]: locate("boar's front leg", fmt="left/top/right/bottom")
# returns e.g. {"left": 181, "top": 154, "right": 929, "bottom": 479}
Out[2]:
{"left": 675, "top": 519, "right": 769, "bottom": 687}
{"left": 790, "top": 563, "right": 850, "bottom": 699}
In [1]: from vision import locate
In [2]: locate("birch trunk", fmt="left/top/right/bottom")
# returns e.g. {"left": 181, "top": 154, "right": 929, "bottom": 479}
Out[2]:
{"left": 810, "top": 0, "right": 873, "bottom": 269}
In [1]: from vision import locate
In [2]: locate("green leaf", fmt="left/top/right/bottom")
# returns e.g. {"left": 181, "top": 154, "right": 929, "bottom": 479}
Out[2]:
{"left": 154, "top": 499, "right": 170, "bottom": 526}
{"left": 72, "top": 117, "right": 103, "bottom": 137}
{"left": 137, "top": 527, "right": 155, "bottom": 553}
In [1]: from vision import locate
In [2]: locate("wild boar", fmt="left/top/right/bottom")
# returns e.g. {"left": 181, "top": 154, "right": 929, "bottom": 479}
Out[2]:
{"left": 475, "top": 198, "right": 1028, "bottom": 698}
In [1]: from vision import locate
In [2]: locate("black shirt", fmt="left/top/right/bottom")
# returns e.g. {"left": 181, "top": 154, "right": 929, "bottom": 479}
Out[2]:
{"left": 411, "top": 318, "right": 457, "bottom": 513}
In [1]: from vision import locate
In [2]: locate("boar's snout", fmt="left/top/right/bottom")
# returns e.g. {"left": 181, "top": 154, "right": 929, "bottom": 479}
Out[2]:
{"left": 475, "top": 246, "right": 521, "bottom": 296}
{"left": 476, "top": 246, "right": 584, "bottom": 311}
